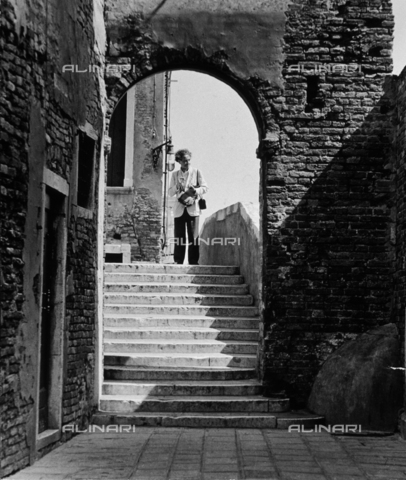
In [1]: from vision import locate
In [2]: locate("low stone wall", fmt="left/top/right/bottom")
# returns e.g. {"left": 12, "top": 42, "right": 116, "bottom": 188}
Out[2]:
{"left": 200, "top": 202, "right": 261, "bottom": 306}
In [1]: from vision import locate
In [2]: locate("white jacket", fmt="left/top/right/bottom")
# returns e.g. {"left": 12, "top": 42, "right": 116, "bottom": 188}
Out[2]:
{"left": 168, "top": 167, "right": 208, "bottom": 218}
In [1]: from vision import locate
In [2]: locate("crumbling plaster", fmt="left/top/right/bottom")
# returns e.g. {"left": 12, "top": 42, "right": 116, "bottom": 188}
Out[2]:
{"left": 107, "top": 0, "right": 287, "bottom": 83}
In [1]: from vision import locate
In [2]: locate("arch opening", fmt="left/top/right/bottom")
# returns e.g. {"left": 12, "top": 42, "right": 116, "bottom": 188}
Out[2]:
{"left": 106, "top": 65, "right": 266, "bottom": 143}
{"left": 99, "top": 65, "right": 268, "bottom": 402}
{"left": 103, "top": 69, "right": 262, "bottom": 265}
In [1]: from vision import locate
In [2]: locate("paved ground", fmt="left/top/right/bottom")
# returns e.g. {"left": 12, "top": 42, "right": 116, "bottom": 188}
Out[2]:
{"left": 7, "top": 428, "right": 406, "bottom": 480}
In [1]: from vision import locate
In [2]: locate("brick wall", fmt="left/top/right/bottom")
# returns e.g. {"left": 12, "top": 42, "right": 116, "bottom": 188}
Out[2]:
{"left": 0, "top": 0, "right": 105, "bottom": 475}
{"left": 105, "top": 75, "right": 165, "bottom": 263}
{"left": 392, "top": 67, "right": 406, "bottom": 414}
{"left": 106, "top": 188, "right": 162, "bottom": 262}
{"left": 262, "top": 0, "right": 396, "bottom": 405}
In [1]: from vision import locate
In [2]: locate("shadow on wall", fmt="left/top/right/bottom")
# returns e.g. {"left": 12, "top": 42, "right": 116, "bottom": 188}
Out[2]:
{"left": 262, "top": 76, "right": 400, "bottom": 406}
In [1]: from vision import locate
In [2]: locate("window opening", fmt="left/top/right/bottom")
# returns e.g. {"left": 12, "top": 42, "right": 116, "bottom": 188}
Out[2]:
{"left": 305, "top": 76, "right": 325, "bottom": 112}
{"left": 77, "top": 132, "right": 95, "bottom": 208}
{"left": 107, "top": 95, "right": 127, "bottom": 186}
{"left": 105, "top": 253, "right": 123, "bottom": 263}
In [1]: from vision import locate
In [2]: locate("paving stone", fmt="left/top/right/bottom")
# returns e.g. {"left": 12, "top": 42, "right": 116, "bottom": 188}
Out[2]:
{"left": 204, "top": 458, "right": 239, "bottom": 465}
{"left": 322, "top": 466, "right": 364, "bottom": 475}
{"left": 131, "top": 475, "right": 167, "bottom": 480}
{"left": 242, "top": 462, "right": 275, "bottom": 469}
{"left": 204, "top": 464, "right": 239, "bottom": 472}
{"left": 278, "top": 465, "right": 324, "bottom": 474}
{"left": 243, "top": 471, "right": 279, "bottom": 479}
{"left": 133, "top": 469, "right": 169, "bottom": 475}
{"left": 272, "top": 449, "right": 310, "bottom": 455}
{"left": 278, "top": 474, "right": 327, "bottom": 480}
{"left": 365, "top": 474, "right": 406, "bottom": 480}
{"left": 271, "top": 454, "right": 317, "bottom": 461}
{"left": 170, "top": 464, "right": 201, "bottom": 470}
{"left": 329, "top": 476, "right": 366, "bottom": 480}
{"left": 242, "top": 456, "right": 273, "bottom": 462}
{"left": 7, "top": 475, "right": 70, "bottom": 480}
{"left": 202, "top": 474, "right": 240, "bottom": 480}
{"left": 7, "top": 430, "right": 406, "bottom": 480}
{"left": 318, "top": 459, "right": 360, "bottom": 467}
{"left": 169, "top": 474, "right": 201, "bottom": 480}
{"left": 172, "top": 455, "right": 201, "bottom": 461}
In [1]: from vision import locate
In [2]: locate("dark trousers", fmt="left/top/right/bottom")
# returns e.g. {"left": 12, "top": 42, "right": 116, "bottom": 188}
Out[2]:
{"left": 174, "top": 209, "right": 200, "bottom": 265}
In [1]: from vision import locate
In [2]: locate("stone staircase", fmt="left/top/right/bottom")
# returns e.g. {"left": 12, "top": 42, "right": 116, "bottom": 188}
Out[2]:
{"left": 93, "top": 263, "right": 323, "bottom": 428}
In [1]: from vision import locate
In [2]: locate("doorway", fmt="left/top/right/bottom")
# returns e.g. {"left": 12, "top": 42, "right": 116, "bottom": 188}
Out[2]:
{"left": 38, "top": 187, "right": 66, "bottom": 435}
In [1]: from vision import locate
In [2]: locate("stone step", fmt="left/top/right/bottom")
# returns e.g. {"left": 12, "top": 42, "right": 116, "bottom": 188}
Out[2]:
{"left": 104, "top": 353, "right": 257, "bottom": 368}
{"left": 99, "top": 395, "right": 289, "bottom": 413}
{"left": 104, "top": 273, "right": 245, "bottom": 285}
{"left": 104, "top": 327, "right": 259, "bottom": 342}
{"left": 104, "top": 314, "right": 260, "bottom": 329}
{"left": 104, "top": 339, "right": 258, "bottom": 355}
{"left": 104, "top": 304, "right": 259, "bottom": 317}
{"left": 104, "top": 366, "right": 257, "bottom": 381}
{"left": 92, "top": 411, "right": 325, "bottom": 429}
{"left": 100, "top": 263, "right": 276, "bottom": 429}
{"left": 102, "top": 380, "right": 263, "bottom": 396}
{"left": 104, "top": 263, "right": 239, "bottom": 275}
{"left": 104, "top": 283, "right": 249, "bottom": 295}
{"left": 103, "top": 293, "right": 254, "bottom": 306}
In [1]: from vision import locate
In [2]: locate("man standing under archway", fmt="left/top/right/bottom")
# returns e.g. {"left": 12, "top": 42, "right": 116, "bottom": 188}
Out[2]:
{"left": 168, "top": 149, "right": 208, "bottom": 265}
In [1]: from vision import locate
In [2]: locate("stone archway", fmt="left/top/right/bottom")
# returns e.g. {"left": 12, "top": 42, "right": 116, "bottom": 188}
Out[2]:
{"left": 102, "top": 23, "right": 284, "bottom": 255}
{"left": 99, "top": 1, "right": 286, "bottom": 403}
{"left": 101, "top": 62, "right": 276, "bottom": 383}
{"left": 105, "top": 63, "right": 271, "bottom": 141}
{"left": 104, "top": 63, "right": 270, "bottom": 245}
{"left": 102, "top": 0, "right": 402, "bottom": 415}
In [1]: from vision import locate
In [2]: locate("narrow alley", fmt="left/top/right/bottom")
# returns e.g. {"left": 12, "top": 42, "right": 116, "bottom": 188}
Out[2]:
{"left": 2, "top": 0, "right": 406, "bottom": 478}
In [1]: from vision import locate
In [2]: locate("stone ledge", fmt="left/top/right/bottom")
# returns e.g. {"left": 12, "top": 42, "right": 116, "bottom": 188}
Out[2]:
{"left": 37, "top": 429, "right": 60, "bottom": 451}
{"left": 106, "top": 186, "right": 133, "bottom": 194}
{"left": 204, "top": 202, "right": 260, "bottom": 239}
{"left": 77, "top": 205, "right": 94, "bottom": 219}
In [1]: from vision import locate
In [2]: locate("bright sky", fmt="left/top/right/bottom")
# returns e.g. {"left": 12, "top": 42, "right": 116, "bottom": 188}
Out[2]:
{"left": 168, "top": 1, "right": 406, "bottom": 230}
{"left": 392, "top": 0, "right": 406, "bottom": 75}
{"left": 169, "top": 71, "right": 259, "bottom": 227}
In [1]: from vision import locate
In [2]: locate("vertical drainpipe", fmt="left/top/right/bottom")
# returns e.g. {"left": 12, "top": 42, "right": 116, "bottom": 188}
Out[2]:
{"left": 95, "top": 112, "right": 107, "bottom": 410}
{"left": 161, "top": 71, "right": 171, "bottom": 254}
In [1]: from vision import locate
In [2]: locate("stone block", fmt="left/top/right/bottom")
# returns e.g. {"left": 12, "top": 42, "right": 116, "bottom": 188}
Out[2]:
{"left": 308, "top": 324, "right": 403, "bottom": 432}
